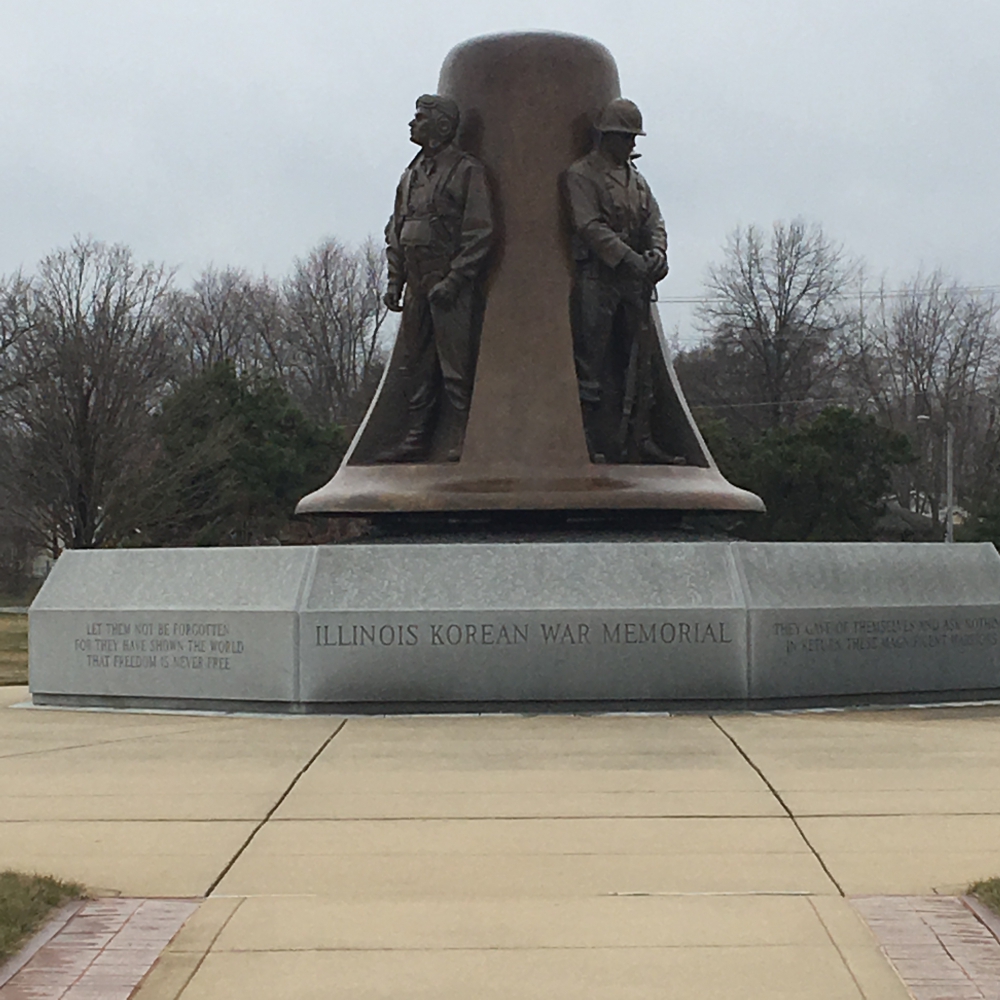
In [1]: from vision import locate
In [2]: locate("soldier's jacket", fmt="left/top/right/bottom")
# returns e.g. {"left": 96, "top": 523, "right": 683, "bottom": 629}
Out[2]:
{"left": 385, "top": 143, "right": 494, "bottom": 290}
{"left": 564, "top": 149, "right": 667, "bottom": 272}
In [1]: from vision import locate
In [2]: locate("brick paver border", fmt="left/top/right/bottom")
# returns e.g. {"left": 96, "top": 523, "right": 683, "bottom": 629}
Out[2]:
{"left": 0, "top": 897, "right": 198, "bottom": 1000}
{"left": 853, "top": 895, "right": 1000, "bottom": 999}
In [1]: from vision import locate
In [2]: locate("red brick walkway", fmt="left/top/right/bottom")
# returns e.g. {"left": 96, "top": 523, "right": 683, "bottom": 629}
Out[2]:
{"left": 853, "top": 895, "right": 1000, "bottom": 1000}
{"left": 0, "top": 897, "right": 197, "bottom": 1000}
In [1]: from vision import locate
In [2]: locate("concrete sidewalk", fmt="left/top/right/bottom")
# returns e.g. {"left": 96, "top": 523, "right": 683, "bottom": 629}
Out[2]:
{"left": 3, "top": 687, "right": 1000, "bottom": 998}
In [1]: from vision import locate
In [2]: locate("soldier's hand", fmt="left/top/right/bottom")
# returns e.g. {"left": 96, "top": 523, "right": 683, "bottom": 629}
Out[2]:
{"left": 429, "top": 275, "right": 460, "bottom": 308}
{"left": 383, "top": 288, "right": 403, "bottom": 313}
{"left": 644, "top": 249, "right": 669, "bottom": 283}
{"left": 620, "top": 249, "right": 647, "bottom": 278}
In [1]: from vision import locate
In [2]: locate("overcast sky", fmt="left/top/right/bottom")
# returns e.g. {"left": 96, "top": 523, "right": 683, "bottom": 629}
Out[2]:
{"left": 3, "top": 0, "right": 998, "bottom": 343}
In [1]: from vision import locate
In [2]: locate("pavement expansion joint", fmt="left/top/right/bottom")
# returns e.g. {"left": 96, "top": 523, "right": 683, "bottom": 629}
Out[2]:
{"left": 710, "top": 715, "right": 846, "bottom": 896}
{"left": 0, "top": 727, "right": 205, "bottom": 762}
{"left": 607, "top": 890, "right": 817, "bottom": 896}
{"left": 204, "top": 719, "right": 346, "bottom": 896}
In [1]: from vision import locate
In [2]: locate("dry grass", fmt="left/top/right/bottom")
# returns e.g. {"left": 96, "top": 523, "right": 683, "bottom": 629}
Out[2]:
{"left": 0, "top": 615, "right": 28, "bottom": 686}
{"left": 0, "top": 871, "right": 86, "bottom": 964}
{"left": 970, "top": 877, "right": 1000, "bottom": 915}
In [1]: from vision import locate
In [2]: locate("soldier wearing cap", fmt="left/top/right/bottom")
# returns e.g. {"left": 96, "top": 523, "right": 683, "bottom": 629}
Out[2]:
{"left": 380, "top": 94, "right": 494, "bottom": 462}
{"left": 564, "top": 98, "right": 678, "bottom": 464}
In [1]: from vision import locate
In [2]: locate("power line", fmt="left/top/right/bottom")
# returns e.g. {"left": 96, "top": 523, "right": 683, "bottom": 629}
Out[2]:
{"left": 689, "top": 396, "right": 858, "bottom": 411}
{"left": 658, "top": 285, "right": 1000, "bottom": 306}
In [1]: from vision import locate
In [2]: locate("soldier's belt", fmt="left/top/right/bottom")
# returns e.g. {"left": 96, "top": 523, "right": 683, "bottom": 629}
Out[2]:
{"left": 404, "top": 254, "right": 452, "bottom": 284}
{"left": 400, "top": 219, "right": 435, "bottom": 246}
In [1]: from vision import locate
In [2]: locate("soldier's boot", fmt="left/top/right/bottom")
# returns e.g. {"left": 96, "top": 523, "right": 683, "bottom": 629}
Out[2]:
{"left": 437, "top": 396, "right": 469, "bottom": 462}
{"left": 632, "top": 378, "right": 685, "bottom": 465}
{"left": 374, "top": 428, "right": 431, "bottom": 464}
{"left": 445, "top": 427, "right": 465, "bottom": 463}
{"left": 581, "top": 402, "right": 607, "bottom": 464}
{"left": 637, "top": 436, "right": 686, "bottom": 465}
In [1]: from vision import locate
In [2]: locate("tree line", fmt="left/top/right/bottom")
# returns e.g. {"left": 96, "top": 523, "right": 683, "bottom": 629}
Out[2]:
{"left": 0, "top": 236, "right": 389, "bottom": 592}
{"left": 3, "top": 221, "right": 999, "bottom": 594}
{"left": 675, "top": 219, "right": 1000, "bottom": 542}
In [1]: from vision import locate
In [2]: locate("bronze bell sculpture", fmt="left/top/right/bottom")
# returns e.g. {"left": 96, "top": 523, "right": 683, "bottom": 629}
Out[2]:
{"left": 297, "top": 32, "right": 763, "bottom": 516}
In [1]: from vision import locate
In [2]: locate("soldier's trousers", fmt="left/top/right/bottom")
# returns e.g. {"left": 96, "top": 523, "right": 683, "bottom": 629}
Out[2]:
{"left": 571, "top": 274, "right": 647, "bottom": 405}
{"left": 571, "top": 273, "right": 655, "bottom": 458}
{"left": 398, "top": 263, "right": 477, "bottom": 438}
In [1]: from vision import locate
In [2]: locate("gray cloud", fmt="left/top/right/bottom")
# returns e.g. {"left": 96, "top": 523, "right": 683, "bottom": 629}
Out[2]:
{"left": 3, "top": 0, "right": 998, "bottom": 343}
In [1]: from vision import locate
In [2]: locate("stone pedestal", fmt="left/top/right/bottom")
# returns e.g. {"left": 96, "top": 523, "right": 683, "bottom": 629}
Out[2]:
{"left": 29, "top": 542, "right": 1000, "bottom": 711}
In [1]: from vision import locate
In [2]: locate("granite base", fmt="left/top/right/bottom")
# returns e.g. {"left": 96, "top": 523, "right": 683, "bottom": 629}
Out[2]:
{"left": 28, "top": 542, "right": 1000, "bottom": 711}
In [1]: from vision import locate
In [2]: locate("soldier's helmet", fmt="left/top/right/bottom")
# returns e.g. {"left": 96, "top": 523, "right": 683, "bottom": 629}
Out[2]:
{"left": 416, "top": 94, "right": 460, "bottom": 135}
{"left": 595, "top": 98, "right": 646, "bottom": 136}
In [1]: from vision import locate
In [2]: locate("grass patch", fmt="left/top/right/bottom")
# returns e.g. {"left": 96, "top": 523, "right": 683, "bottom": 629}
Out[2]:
{"left": 0, "top": 615, "right": 28, "bottom": 686}
{"left": 969, "top": 876, "right": 1000, "bottom": 915}
{"left": 0, "top": 871, "right": 86, "bottom": 965}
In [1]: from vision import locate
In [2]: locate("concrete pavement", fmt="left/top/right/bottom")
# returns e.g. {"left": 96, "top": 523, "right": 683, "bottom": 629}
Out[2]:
{"left": 4, "top": 685, "right": 1000, "bottom": 998}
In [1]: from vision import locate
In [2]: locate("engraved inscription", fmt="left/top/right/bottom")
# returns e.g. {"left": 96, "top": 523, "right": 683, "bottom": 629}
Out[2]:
{"left": 430, "top": 623, "right": 528, "bottom": 646}
{"left": 601, "top": 621, "right": 732, "bottom": 645}
{"left": 75, "top": 619, "right": 246, "bottom": 671}
{"left": 313, "top": 618, "right": 734, "bottom": 649}
{"left": 773, "top": 614, "right": 999, "bottom": 655}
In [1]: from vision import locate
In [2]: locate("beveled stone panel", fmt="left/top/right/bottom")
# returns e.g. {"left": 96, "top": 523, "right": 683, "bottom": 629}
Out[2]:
{"left": 298, "top": 542, "right": 748, "bottom": 704}
{"left": 738, "top": 542, "right": 1000, "bottom": 698}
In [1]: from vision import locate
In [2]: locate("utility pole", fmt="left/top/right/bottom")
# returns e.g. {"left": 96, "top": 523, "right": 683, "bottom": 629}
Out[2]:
{"left": 946, "top": 422, "right": 955, "bottom": 544}
{"left": 917, "top": 412, "right": 954, "bottom": 542}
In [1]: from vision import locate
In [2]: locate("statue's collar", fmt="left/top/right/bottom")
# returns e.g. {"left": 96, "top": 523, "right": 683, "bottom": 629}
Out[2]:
{"left": 416, "top": 141, "right": 459, "bottom": 173}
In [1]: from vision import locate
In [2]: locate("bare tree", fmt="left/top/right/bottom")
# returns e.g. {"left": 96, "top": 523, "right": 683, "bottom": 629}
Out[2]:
{"left": 168, "top": 240, "right": 389, "bottom": 428}
{"left": 843, "top": 272, "right": 1000, "bottom": 524}
{"left": 5, "top": 238, "right": 175, "bottom": 549}
{"left": 0, "top": 232, "right": 390, "bottom": 562}
{"left": 283, "top": 237, "right": 389, "bottom": 426}
{"left": 690, "top": 220, "right": 855, "bottom": 432}
{"left": 167, "top": 266, "right": 286, "bottom": 378}
{"left": 0, "top": 273, "right": 36, "bottom": 406}
{"left": 0, "top": 275, "right": 47, "bottom": 587}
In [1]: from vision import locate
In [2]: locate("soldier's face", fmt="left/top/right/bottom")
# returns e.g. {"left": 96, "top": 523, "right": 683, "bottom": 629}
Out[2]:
{"left": 602, "top": 131, "right": 636, "bottom": 166}
{"left": 409, "top": 108, "right": 437, "bottom": 147}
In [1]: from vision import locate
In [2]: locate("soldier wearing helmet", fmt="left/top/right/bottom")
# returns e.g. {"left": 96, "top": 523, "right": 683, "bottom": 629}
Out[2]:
{"left": 564, "top": 98, "right": 678, "bottom": 464}
{"left": 379, "top": 94, "right": 495, "bottom": 462}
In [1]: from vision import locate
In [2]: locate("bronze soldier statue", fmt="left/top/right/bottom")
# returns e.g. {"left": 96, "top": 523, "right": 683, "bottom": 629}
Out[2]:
{"left": 564, "top": 98, "right": 682, "bottom": 465}
{"left": 379, "top": 94, "right": 494, "bottom": 462}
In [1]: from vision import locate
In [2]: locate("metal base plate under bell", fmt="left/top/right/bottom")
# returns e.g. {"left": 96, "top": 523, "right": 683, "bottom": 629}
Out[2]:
{"left": 296, "top": 462, "right": 763, "bottom": 515}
